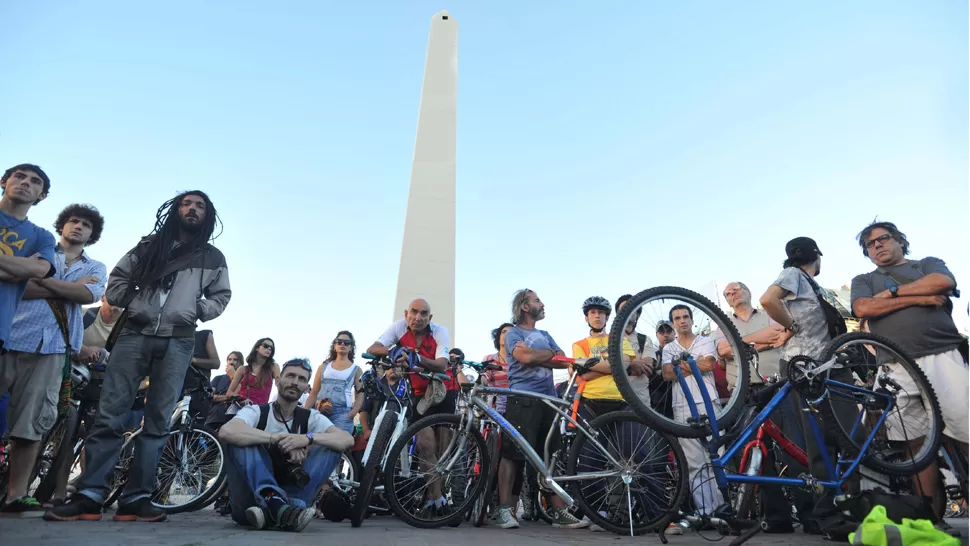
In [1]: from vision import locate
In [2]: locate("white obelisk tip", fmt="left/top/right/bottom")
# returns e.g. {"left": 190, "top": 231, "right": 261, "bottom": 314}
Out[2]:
{"left": 436, "top": 10, "right": 451, "bottom": 21}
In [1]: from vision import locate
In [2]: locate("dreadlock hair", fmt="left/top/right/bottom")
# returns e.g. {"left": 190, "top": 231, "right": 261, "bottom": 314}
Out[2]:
{"left": 54, "top": 204, "right": 105, "bottom": 246}
{"left": 130, "top": 190, "right": 220, "bottom": 290}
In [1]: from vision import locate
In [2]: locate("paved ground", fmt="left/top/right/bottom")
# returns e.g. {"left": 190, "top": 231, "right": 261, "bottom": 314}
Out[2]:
{"left": 1, "top": 508, "right": 967, "bottom": 546}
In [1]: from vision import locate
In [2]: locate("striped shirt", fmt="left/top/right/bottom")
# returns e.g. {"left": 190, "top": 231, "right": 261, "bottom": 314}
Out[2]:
{"left": 7, "top": 247, "right": 107, "bottom": 355}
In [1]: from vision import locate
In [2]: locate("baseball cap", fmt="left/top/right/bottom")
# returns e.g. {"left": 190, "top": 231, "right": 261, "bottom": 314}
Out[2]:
{"left": 656, "top": 320, "right": 673, "bottom": 332}
{"left": 785, "top": 237, "right": 823, "bottom": 260}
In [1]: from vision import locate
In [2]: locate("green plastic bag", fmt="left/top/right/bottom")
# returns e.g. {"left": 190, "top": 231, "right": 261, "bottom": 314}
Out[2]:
{"left": 849, "top": 505, "right": 960, "bottom": 546}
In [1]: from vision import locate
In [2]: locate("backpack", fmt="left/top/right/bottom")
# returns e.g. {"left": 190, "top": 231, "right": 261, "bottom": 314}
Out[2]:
{"left": 255, "top": 403, "right": 311, "bottom": 434}
{"left": 799, "top": 270, "right": 848, "bottom": 340}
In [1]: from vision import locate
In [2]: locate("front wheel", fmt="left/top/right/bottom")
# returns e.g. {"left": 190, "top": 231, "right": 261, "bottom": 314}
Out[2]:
{"left": 566, "top": 411, "right": 688, "bottom": 535}
{"left": 350, "top": 412, "right": 397, "bottom": 527}
{"left": 608, "top": 286, "right": 751, "bottom": 439}
{"left": 384, "top": 413, "right": 489, "bottom": 529}
{"left": 151, "top": 426, "right": 226, "bottom": 514}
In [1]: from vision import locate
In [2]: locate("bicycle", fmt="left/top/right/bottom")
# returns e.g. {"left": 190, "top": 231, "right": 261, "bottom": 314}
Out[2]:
{"left": 382, "top": 355, "right": 689, "bottom": 534}
{"left": 607, "top": 287, "right": 944, "bottom": 543}
{"left": 101, "top": 366, "right": 227, "bottom": 513}
{"left": 348, "top": 351, "right": 450, "bottom": 527}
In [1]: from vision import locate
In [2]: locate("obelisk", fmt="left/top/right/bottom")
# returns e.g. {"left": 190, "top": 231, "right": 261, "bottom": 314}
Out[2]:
{"left": 393, "top": 10, "right": 457, "bottom": 340}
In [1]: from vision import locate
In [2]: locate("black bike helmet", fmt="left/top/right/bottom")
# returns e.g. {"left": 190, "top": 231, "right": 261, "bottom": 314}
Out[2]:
{"left": 582, "top": 296, "right": 612, "bottom": 316}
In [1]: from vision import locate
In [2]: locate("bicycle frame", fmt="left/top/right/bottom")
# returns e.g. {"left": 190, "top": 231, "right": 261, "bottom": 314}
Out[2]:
{"left": 672, "top": 356, "right": 895, "bottom": 492}
{"left": 453, "top": 384, "right": 628, "bottom": 508}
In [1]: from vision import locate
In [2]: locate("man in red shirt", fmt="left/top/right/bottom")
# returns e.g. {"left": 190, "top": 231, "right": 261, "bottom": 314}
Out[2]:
{"left": 367, "top": 298, "right": 454, "bottom": 517}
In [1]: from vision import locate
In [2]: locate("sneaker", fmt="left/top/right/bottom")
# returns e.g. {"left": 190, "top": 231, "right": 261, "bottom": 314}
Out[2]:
{"left": 113, "top": 498, "right": 167, "bottom": 522}
{"left": 43, "top": 495, "right": 103, "bottom": 521}
{"left": 551, "top": 509, "right": 590, "bottom": 529}
{"left": 494, "top": 507, "right": 520, "bottom": 529}
{"left": 666, "top": 522, "right": 684, "bottom": 535}
{"left": 1, "top": 496, "right": 46, "bottom": 517}
{"left": 245, "top": 506, "right": 269, "bottom": 530}
{"left": 275, "top": 505, "right": 314, "bottom": 532}
{"left": 763, "top": 520, "right": 794, "bottom": 534}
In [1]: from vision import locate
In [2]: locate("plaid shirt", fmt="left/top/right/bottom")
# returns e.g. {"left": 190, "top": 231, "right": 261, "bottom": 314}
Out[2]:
{"left": 6, "top": 246, "right": 107, "bottom": 355}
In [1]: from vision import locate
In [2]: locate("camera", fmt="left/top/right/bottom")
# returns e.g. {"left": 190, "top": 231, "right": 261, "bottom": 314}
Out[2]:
{"left": 284, "top": 463, "right": 310, "bottom": 488}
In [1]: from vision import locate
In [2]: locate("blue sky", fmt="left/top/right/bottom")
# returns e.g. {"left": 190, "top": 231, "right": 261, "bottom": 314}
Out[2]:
{"left": 2, "top": 1, "right": 967, "bottom": 373}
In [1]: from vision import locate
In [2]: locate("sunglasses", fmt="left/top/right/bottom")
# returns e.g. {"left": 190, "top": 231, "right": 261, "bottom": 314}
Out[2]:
{"left": 334, "top": 339, "right": 353, "bottom": 346}
{"left": 864, "top": 233, "right": 894, "bottom": 249}
{"left": 284, "top": 360, "right": 313, "bottom": 374}
{"left": 260, "top": 342, "right": 274, "bottom": 350}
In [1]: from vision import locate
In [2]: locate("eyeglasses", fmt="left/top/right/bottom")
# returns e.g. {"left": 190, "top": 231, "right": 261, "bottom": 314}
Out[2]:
{"left": 334, "top": 339, "right": 353, "bottom": 346}
{"left": 260, "top": 342, "right": 274, "bottom": 350}
{"left": 864, "top": 234, "right": 893, "bottom": 249}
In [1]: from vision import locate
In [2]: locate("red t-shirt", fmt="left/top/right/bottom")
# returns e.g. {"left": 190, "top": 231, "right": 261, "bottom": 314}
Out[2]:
{"left": 376, "top": 319, "right": 455, "bottom": 396}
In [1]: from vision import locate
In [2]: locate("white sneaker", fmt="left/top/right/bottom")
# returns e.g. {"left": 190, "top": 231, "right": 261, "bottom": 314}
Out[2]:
{"left": 666, "top": 522, "right": 683, "bottom": 535}
{"left": 495, "top": 507, "right": 520, "bottom": 529}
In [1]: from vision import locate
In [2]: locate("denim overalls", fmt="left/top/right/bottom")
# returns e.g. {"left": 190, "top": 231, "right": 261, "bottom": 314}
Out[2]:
{"left": 316, "top": 363, "right": 357, "bottom": 434}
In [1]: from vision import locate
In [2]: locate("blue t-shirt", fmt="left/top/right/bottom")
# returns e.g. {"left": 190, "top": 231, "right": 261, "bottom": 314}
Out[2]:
{"left": 0, "top": 211, "right": 56, "bottom": 347}
{"left": 504, "top": 325, "right": 562, "bottom": 397}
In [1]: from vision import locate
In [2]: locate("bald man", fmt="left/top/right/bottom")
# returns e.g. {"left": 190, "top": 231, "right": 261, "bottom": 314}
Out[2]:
{"left": 367, "top": 299, "right": 457, "bottom": 518}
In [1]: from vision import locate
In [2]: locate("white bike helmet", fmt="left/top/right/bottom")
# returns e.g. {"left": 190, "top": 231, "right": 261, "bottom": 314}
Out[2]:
{"left": 70, "top": 363, "right": 91, "bottom": 391}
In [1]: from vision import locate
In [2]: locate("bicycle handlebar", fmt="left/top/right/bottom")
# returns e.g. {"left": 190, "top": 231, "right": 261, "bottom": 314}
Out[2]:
{"left": 552, "top": 355, "right": 600, "bottom": 374}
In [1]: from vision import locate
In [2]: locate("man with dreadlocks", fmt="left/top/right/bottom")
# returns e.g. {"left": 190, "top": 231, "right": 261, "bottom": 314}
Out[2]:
{"left": 47, "top": 191, "right": 231, "bottom": 523}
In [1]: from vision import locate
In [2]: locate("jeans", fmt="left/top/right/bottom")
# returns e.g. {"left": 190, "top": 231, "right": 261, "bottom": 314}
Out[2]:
{"left": 225, "top": 444, "right": 340, "bottom": 525}
{"left": 78, "top": 332, "right": 195, "bottom": 505}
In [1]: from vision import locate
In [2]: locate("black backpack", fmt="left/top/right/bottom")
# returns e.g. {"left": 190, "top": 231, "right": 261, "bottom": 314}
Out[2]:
{"left": 799, "top": 270, "right": 848, "bottom": 340}
{"left": 255, "top": 403, "right": 311, "bottom": 434}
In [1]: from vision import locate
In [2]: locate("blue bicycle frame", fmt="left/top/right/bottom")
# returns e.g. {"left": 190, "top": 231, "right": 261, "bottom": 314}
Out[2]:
{"left": 672, "top": 355, "right": 895, "bottom": 492}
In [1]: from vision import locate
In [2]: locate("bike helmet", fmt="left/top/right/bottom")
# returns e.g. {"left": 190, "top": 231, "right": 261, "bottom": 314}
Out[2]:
{"left": 70, "top": 363, "right": 91, "bottom": 391}
{"left": 582, "top": 296, "right": 612, "bottom": 316}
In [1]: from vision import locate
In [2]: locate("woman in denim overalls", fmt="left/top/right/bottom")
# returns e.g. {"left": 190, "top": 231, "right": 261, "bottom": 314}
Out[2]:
{"left": 304, "top": 331, "right": 362, "bottom": 434}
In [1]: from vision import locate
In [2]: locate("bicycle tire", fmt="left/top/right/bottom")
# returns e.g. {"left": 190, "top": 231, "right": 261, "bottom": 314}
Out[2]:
{"left": 608, "top": 286, "right": 751, "bottom": 438}
{"left": 34, "top": 405, "right": 81, "bottom": 503}
{"left": 152, "top": 426, "right": 226, "bottom": 514}
{"left": 818, "top": 332, "right": 943, "bottom": 477}
{"left": 383, "top": 413, "right": 489, "bottom": 529}
{"left": 472, "top": 429, "right": 499, "bottom": 527}
{"left": 565, "top": 410, "right": 689, "bottom": 535}
{"left": 351, "top": 412, "right": 397, "bottom": 527}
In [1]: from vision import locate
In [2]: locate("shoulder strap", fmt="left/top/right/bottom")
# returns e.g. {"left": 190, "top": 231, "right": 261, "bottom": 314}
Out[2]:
{"left": 257, "top": 403, "right": 269, "bottom": 430}
{"left": 294, "top": 407, "right": 311, "bottom": 435}
{"left": 637, "top": 333, "right": 648, "bottom": 352}
{"left": 83, "top": 308, "right": 98, "bottom": 330}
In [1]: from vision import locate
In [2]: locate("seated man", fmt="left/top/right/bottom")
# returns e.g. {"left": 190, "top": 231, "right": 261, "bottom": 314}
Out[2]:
{"left": 219, "top": 358, "right": 354, "bottom": 532}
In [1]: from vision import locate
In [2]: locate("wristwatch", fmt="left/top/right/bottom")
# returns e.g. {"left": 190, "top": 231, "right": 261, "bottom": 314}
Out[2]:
{"left": 306, "top": 431, "right": 314, "bottom": 445}
{"left": 888, "top": 285, "right": 899, "bottom": 298}
{"left": 786, "top": 322, "right": 801, "bottom": 335}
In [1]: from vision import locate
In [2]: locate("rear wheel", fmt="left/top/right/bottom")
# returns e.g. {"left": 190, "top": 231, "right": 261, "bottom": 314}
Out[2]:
{"left": 816, "top": 332, "right": 943, "bottom": 477}
{"left": 151, "top": 426, "right": 225, "bottom": 514}
{"left": 33, "top": 405, "right": 82, "bottom": 503}
{"left": 471, "top": 427, "right": 499, "bottom": 527}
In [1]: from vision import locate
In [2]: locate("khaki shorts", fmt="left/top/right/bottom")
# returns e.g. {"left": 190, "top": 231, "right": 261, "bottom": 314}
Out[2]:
{"left": 0, "top": 351, "right": 64, "bottom": 441}
{"left": 884, "top": 349, "right": 969, "bottom": 444}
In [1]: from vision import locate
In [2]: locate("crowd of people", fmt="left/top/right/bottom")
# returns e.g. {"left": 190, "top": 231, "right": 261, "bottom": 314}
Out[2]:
{"left": 0, "top": 161, "right": 966, "bottom": 537}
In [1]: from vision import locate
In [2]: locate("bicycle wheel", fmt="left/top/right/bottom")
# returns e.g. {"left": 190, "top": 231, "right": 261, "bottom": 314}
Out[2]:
{"left": 566, "top": 411, "right": 688, "bottom": 535}
{"left": 608, "top": 286, "right": 751, "bottom": 438}
{"left": 34, "top": 405, "right": 82, "bottom": 503}
{"left": 384, "top": 414, "right": 488, "bottom": 529}
{"left": 351, "top": 412, "right": 397, "bottom": 527}
{"left": 151, "top": 426, "right": 225, "bottom": 514}
{"left": 471, "top": 427, "right": 499, "bottom": 527}
{"left": 816, "top": 332, "right": 943, "bottom": 476}
{"left": 104, "top": 434, "right": 136, "bottom": 508}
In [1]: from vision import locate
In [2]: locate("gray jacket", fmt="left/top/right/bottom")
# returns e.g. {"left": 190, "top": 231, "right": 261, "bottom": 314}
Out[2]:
{"left": 105, "top": 241, "right": 231, "bottom": 338}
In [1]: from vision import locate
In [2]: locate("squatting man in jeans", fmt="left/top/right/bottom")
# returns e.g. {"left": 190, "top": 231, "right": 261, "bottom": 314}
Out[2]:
{"left": 219, "top": 358, "right": 353, "bottom": 532}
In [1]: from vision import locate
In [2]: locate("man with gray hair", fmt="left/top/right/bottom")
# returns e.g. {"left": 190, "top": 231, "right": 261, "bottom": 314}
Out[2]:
{"left": 493, "top": 289, "right": 588, "bottom": 530}
{"left": 716, "top": 281, "right": 810, "bottom": 533}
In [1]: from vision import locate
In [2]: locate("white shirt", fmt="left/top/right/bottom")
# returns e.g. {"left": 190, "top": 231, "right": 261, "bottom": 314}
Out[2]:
{"left": 375, "top": 319, "right": 451, "bottom": 360}
{"left": 233, "top": 404, "right": 335, "bottom": 434}
{"left": 661, "top": 335, "right": 720, "bottom": 414}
